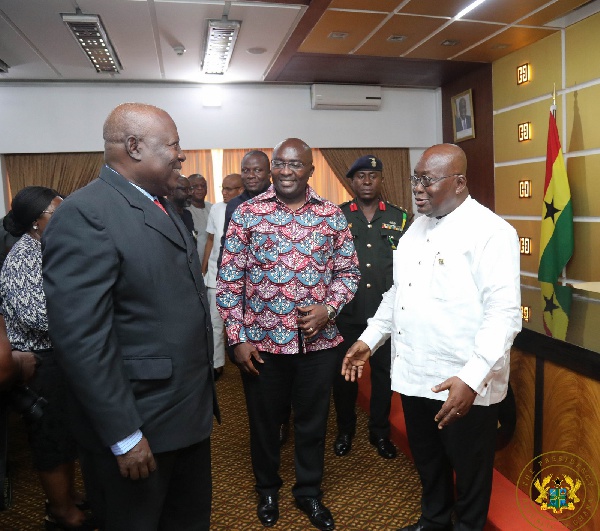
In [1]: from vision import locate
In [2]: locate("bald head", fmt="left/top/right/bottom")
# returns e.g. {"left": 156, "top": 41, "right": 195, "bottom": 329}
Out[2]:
{"left": 412, "top": 143, "right": 468, "bottom": 218}
{"left": 102, "top": 103, "right": 185, "bottom": 197}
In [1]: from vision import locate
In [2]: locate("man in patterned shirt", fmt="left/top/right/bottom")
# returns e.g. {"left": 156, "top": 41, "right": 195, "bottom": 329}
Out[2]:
{"left": 217, "top": 138, "right": 360, "bottom": 531}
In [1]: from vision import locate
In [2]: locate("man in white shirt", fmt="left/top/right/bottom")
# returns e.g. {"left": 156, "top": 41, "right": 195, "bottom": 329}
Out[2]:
{"left": 202, "top": 173, "right": 243, "bottom": 379}
{"left": 342, "top": 144, "right": 521, "bottom": 531}
{"left": 187, "top": 174, "right": 212, "bottom": 264}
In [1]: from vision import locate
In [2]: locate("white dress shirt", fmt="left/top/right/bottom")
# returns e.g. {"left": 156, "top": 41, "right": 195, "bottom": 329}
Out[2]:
{"left": 360, "top": 196, "right": 521, "bottom": 406}
{"left": 204, "top": 202, "right": 227, "bottom": 289}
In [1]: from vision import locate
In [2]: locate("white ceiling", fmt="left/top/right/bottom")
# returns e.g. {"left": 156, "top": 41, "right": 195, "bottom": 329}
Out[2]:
{"left": 0, "top": 0, "right": 305, "bottom": 83}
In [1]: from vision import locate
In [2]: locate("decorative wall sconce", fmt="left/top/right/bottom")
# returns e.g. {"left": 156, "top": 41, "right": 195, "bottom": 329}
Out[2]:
{"left": 520, "top": 237, "right": 532, "bottom": 255}
{"left": 518, "top": 122, "right": 531, "bottom": 142}
{"left": 517, "top": 63, "right": 530, "bottom": 85}
{"left": 521, "top": 305, "right": 531, "bottom": 322}
{"left": 519, "top": 180, "right": 532, "bottom": 198}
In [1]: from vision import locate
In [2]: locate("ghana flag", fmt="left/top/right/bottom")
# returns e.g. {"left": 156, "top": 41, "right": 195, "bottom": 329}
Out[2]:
{"left": 538, "top": 107, "right": 574, "bottom": 284}
{"left": 540, "top": 281, "right": 572, "bottom": 341}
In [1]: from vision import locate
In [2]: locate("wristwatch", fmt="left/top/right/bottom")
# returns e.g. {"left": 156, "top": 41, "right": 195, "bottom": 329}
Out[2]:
{"left": 325, "top": 304, "right": 336, "bottom": 321}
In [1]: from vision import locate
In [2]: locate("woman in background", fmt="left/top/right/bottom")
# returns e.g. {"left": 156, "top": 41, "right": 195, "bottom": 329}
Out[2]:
{"left": 0, "top": 186, "right": 91, "bottom": 530}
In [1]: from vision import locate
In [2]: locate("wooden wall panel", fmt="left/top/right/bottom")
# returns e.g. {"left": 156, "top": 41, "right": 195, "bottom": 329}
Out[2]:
{"left": 566, "top": 85, "right": 600, "bottom": 152}
{"left": 495, "top": 348, "right": 536, "bottom": 484}
{"left": 495, "top": 162, "right": 545, "bottom": 217}
{"left": 543, "top": 361, "right": 600, "bottom": 531}
{"left": 504, "top": 218, "right": 541, "bottom": 276}
{"left": 567, "top": 222, "right": 600, "bottom": 282}
{"left": 567, "top": 155, "right": 600, "bottom": 218}
{"left": 566, "top": 11, "right": 600, "bottom": 87}
{"left": 494, "top": 99, "right": 559, "bottom": 163}
{"left": 492, "top": 32, "right": 561, "bottom": 111}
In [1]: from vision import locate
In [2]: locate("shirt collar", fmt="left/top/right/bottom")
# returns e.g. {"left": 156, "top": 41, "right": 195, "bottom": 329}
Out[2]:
{"left": 105, "top": 165, "right": 158, "bottom": 203}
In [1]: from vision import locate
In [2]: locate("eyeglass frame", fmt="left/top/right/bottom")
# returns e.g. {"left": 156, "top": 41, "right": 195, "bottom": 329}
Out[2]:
{"left": 409, "top": 173, "right": 463, "bottom": 188}
{"left": 271, "top": 160, "right": 306, "bottom": 171}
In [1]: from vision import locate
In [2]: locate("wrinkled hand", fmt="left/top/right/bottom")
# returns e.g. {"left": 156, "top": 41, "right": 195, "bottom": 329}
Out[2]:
{"left": 341, "top": 340, "right": 371, "bottom": 382}
{"left": 12, "top": 351, "right": 37, "bottom": 383}
{"left": 116, "top": 436, "right": 156, "bottom": 480}
{"left": 233, "top": 342, "right": 263, "bottom": 376}
{"left": 297, "top": 305, "right": 330, "bottom": 340}
{"left": 432, "top": 376, "right": 477, "bottom": 429}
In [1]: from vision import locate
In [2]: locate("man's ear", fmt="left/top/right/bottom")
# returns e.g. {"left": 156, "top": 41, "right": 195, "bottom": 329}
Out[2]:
{"left": 455, "top": 174, "right": 467, "bottom": 194}
{"left": 126, "top": 135, "right": 142, "bottom": 161}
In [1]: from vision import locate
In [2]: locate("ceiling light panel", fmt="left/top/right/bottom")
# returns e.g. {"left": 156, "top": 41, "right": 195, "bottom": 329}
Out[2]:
{"left": 203, "top": 19, "right": 241, "bottom": 75}
{"left": 61, "top": 12, "right": 122, "bottom": 73}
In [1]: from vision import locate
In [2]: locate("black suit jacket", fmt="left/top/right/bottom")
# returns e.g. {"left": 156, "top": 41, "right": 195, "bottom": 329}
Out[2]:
{"left": 43, "top": 165, "right": 219, "bottom": 454}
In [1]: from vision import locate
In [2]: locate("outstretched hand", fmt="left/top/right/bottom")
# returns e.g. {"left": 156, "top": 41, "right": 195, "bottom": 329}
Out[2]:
{"left": 341, "top": 340, "right": 371, "bottom": 382}
{"left": 432, "top": 376, "right": 477, "bottom": 429}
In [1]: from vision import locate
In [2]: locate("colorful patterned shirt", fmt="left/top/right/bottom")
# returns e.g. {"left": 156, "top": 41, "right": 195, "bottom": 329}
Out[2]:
{"left": 216, "top": 185, "right": 360, "bottom": 354}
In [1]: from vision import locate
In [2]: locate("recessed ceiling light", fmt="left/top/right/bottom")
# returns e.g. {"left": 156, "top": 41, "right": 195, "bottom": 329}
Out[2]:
{"left": 328, "top": 32, "right": 349, "bottom": 40}
{"left": 247, "top": 47, "right": 267, "bottom": 55}
{"left": 491, "top": 43, "right": 510, "bottom": 50}
{"left": 387, "top": 35, "right": 407, "bottom": 43}
{"left": 441, "top": 39, "right": 460, "bottom": 46}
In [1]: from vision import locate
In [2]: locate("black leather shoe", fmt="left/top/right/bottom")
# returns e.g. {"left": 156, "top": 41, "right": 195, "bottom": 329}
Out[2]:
{"left": 257, "top": 495, "right": 279, "bottom": 527}
{"left": 295, "top": 497, "right": 335, "bottom": 531}
{"left": 333, "top": 433, "right": 352, "bottom": 456}
{"left": 279, "top": 422, "right": 290, "bottom": 446}
{"left": 369, "top": 434, "right": 397, "bottom": 459}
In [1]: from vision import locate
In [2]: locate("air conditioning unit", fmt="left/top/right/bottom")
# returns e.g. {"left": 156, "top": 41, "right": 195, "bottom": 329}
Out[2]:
{"left": 310, "top": 84, "right": 382, "bottom": 111}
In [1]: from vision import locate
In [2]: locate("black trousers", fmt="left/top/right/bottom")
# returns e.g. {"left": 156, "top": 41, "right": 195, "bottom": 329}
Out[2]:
{"left": 401, "top": 395, "right": 499, "bottom": 531}
{"left": 79, "top": 438, "right": 212, "bottom": 531}
{"left": 332, "top": 322, "right": 393, "bottom": 438}
{"left": 241, "top": 349, "right": 338, "bottom": 499}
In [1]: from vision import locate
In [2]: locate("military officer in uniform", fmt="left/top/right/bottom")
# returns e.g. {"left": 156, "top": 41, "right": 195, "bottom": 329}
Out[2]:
{"left": 332, "top": 155, "right": 408, "bottom": 459}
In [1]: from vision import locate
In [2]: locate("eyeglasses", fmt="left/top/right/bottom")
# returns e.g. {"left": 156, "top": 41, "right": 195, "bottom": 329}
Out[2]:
{"left": 190, "top": 186, "right": 206, "bottom": 191}
{"left": 271, "top": 160, "right": 306, "bottom": 171}
{"left": 409, "top": 173, "right": 462, "bottom": 188}
{"left": 42, "top": 210, "right": 55, "bottom": 216}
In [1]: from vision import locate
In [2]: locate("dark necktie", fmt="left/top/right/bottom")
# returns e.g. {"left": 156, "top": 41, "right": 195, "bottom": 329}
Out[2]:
{"left": 153, "top": 198, "right": 168, "bottom": 215}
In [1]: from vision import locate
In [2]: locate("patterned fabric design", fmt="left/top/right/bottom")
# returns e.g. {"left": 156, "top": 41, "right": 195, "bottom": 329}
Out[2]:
{"left": 0, "top": 233, "right": 52, "bottom": 350}
{"left": 217, "top": 185, "right": 360, "bottom": 354}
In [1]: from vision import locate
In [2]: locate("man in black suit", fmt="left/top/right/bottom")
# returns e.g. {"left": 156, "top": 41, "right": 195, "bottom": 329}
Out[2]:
{"left": 455, "top": 97, "right": 472, "bottom": 133}
{"left": 42, "top": 103, "right": 219, "bottom": 530}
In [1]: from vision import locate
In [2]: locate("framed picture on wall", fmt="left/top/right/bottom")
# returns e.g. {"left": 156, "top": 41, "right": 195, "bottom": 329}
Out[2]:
{"left": 451, "top": 89, "right": 475, "bottom": 142}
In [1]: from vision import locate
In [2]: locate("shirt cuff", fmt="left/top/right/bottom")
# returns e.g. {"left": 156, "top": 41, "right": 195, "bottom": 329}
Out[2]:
{"left": 110, "top": 430, "right": 143, "bottom": 456}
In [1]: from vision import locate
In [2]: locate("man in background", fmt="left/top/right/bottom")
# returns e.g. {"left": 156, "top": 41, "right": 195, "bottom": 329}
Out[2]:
{"left": 167, "top": 175, "right": 194, "bottom": 235}
{"left": 217, "top": 150, "right": 271, "bottom": 269}
{"left": 202, "top": 173, "right": 243, "bottom": 380}
{"left": 43, "top": 103, "right": 219, "bottom": 530}
{"left": 332, "top": 155, "right": 407, "bottom": 460}
{"left": 187, "top": 174, "right": 212, "bottom": 264}
{"left": 217, "top": 138, "right": 359, "bottom": 531}
{"left": 342, "top": 144, "right": 521, "bottom": 531}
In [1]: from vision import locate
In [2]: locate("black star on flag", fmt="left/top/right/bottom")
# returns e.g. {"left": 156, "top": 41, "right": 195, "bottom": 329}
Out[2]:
{"left": 543, "top": 198, "right": 561, "bottom": 223}
{"left": 544, "top": 293, "right": 560, "bottom": 315}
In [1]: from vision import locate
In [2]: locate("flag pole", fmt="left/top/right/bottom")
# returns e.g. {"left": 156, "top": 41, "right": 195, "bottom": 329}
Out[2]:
{"left": 552, "top": 83, "right": 556, "bottom": 118}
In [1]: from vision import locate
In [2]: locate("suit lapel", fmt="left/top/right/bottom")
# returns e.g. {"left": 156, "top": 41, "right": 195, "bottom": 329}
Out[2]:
{"left": 99, "top": 166, "right": 186, "bottom": 250}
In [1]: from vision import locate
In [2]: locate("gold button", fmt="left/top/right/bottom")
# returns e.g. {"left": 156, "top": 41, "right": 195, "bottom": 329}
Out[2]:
{"left": 367, "top": 224, "right": 372, "bottom": 228}
{"left": 366, "top": 283, "right": 372, "bottom": 288}
{"left": 367, "top": 243, "right": 372, "bottom": 248}
{"left": 366, "top": 263, "right": 371, "bottom": 268}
